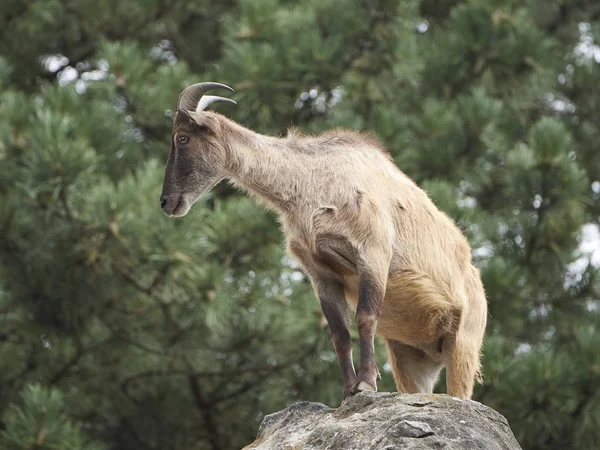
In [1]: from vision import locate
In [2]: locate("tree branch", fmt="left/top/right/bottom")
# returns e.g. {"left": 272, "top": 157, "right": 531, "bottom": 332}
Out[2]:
{"left": 48, "top": 337, "right": 112, "bottom": 385}
{"left": 186, "top": 362, "right": 222, "bottom": 450}
{"left": 110, "top": 261, "right": 179, "bottom": 334}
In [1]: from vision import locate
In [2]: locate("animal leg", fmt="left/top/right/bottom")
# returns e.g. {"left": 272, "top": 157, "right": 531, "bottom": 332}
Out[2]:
{"left": 443, "top": 281, "right": 486, "bottom": 399}
{"left": 349, "top": 274, "right": 387, "bottom": 394}
{"left": 384, "top": 339, "right": 443, "bottom": 394}
{"left": 442, "top": 312, "right": 481, "bottom": 399}
{"left": 316, "top": 279, "right": 357, "bottom": 399}
{"left": 444, "top": 340, "right": 480, "bottom": 399}
{"left": 310, "top": 232, "right": 392, "bottom": 396}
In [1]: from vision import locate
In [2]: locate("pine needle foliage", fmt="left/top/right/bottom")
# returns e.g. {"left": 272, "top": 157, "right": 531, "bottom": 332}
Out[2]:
{"left": 0, "top": 1, "right": 598, "bottom": 448}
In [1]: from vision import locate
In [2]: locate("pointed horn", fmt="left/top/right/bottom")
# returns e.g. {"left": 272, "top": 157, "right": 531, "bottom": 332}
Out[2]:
{"left": 176, "top": 82, "right": 234, "bottom": 111}
{"left": 196, "top": 95, "right": 237, "bottom": 112}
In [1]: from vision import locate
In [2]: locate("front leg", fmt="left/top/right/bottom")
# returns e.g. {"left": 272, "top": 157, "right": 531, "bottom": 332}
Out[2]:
{"left": 350, "top": 274, "right": 385, "bottom": 394}
{"left": 315, "top": 279, "right": 357, "bottom": 400}
{"left": 288, "top": 236, "right": 391, "bottom": 398}
{"left": 315, "top": 239, "right": 390, "bottom": 395}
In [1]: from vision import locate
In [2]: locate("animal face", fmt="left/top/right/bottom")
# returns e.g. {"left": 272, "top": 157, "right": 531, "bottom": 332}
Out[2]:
{"left": 160, "top": 110, "right": 226, "bottom": 216}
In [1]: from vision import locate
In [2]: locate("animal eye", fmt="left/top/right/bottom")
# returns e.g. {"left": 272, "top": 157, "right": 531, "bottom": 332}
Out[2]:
{"left": 177, "top": 136, "right": 188, "bottom": 145}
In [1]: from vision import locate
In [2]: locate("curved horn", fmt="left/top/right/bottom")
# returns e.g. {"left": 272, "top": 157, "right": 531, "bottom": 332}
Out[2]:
{"left": 196, "top": 95, "right": 237, "bottom": 112}
{"left": 176, "top": 82, "right": 234, "bottom": 111}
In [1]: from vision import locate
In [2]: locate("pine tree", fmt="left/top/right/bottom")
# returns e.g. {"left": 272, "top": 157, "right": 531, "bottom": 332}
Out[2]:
{"left": 1, "top": 1, "right": 598, "bottom": 449}
{"left": 1, "top": 384, "right": 105, "bottom": 450}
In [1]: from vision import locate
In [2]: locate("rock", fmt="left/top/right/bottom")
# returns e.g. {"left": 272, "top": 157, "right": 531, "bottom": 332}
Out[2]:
{"left": 243, "top": 391, "right": 522, "bottom": 450}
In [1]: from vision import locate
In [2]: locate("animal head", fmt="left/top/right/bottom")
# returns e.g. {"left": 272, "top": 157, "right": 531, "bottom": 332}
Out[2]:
{"left": 160, "top": 82, "right": 236, "bottom": 216}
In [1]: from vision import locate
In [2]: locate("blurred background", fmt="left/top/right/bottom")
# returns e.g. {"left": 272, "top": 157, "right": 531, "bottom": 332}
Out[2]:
{"left": 0, "top": 0, "right": 599, "bottom": 449}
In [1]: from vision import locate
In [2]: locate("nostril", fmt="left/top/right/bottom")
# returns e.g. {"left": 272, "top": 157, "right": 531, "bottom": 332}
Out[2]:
{"left": 160, "top": 197, "right": 167, "bottom": 209}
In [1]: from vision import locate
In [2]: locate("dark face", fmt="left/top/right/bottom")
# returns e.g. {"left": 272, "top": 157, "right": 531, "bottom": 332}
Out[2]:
{"left": 160, "top": 111, "right": 225, "bottom": 217}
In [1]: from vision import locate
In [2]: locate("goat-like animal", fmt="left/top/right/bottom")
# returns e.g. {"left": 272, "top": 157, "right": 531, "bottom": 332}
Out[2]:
{"left": 160, "top": 82, "right": 488, "bottom": 400}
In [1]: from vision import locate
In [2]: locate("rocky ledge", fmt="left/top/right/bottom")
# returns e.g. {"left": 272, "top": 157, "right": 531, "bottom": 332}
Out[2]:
{"left": 244, "top": 391, "right": 521, "bottom": 450}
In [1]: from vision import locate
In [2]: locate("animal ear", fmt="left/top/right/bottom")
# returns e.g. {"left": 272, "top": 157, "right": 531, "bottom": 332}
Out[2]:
{"left": 177, "top": 108, "right": 194, "bottom": 122}
{"left": 176, "top": 109, "right": 220, "bottom": 134}
{"left": 187, "top": 110, "right": 221, "bottom": 134}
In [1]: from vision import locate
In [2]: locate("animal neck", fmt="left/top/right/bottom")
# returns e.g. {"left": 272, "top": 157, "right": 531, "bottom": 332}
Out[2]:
{"left": 218, "top": 115, "right": 305, "bottom": 213}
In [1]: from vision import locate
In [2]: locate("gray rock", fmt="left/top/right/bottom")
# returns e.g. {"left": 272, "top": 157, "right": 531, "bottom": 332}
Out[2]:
{"left": 243, "top": 391, "right": 522, "bottom": 450}
{"left": 392, "top": 420, "right": 434, "bottom": 438}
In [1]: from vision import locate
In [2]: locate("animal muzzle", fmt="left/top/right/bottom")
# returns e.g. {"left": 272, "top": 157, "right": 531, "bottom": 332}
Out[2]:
{"left": 160, "top": 193, "right": 185, "bottom": 216}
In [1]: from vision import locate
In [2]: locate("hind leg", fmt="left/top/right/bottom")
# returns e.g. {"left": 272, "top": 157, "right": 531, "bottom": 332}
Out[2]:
{"left": 441, "top": 309, "right": 483, "bottom": 400}
{"left": 443, "top": 338, "right": 480, "bottom": 399}
{"left": 444, "top": 284, "right": 486, "bottom": 399}
{"left": 385, "top": 339, "right": 443, "bottom": 394}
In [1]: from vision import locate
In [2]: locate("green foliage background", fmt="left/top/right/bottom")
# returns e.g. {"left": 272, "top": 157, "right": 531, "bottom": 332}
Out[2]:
{"left": 1, "top": 1, "right": 599, "bottom": 449}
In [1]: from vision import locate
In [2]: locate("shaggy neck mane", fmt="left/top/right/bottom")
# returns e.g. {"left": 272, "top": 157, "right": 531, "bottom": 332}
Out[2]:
{"left": 216, "top": 113, "right": 356, "bottom": 213}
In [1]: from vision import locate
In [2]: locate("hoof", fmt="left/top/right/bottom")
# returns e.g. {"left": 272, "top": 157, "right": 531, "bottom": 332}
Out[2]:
{"left": 348, "top": 376, "right": 378, "bottom": 395}
{"left": 356, "top": 381, "right": 376, "bottom": 392}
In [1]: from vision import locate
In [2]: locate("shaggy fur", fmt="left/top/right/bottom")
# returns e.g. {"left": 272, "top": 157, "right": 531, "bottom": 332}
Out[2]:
{"left": 160, "top": 108, "right": 488, "bottom": 400}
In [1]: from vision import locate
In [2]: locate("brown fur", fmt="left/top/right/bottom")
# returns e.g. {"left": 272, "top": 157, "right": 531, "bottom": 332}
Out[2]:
{"left": 160, "top": 109, "right": 488, "bottom": 400}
